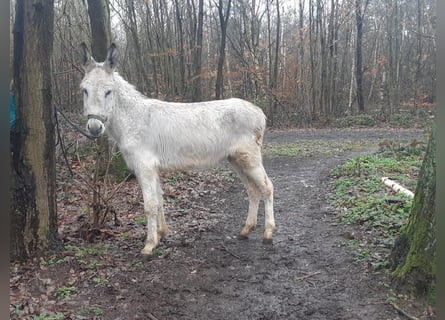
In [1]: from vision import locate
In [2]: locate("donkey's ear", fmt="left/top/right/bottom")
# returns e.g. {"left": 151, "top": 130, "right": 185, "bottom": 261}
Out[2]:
{"left": 80, "top": 42, "right": 95, "bottom": 72}
{"left": 104, "top": 43, "right": 118, "bottom": 73}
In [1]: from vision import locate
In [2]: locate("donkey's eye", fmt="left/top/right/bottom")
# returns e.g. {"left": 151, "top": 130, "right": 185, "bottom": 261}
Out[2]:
{"left": 105, "top": 90, "right": 112, "bottom": 97}
{"left": 82, "top": 89, "right": 88, "bottom": 97}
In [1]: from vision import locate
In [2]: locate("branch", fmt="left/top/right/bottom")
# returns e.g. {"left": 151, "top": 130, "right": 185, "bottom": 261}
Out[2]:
{"left": 407, "top": 29, "right": 436, "bottom": 40}
{"left": 388, "top": 301, "right": 420, "bottom": 320}
{"left": 295, "top": 271, "right": 322, "bottom": 282}
{"left": 220, "top": 243, "right": 241, "bottom": 260}
{"left": 381, "top": 177, "right": 414, "bottom": 199}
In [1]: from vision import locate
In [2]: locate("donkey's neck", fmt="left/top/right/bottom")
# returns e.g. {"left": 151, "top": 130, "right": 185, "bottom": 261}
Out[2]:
{"left": 106, "top": 73, "right": 151, "bottom": 145}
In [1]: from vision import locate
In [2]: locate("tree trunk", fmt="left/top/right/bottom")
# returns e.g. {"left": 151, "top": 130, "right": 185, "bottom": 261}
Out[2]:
{"left": 355, "top": 0, "right": 365, "bottom": 113}
{"left": 191, "top": 0, "right": 204, "bottom": 102}
{"left": 11, "top": 0, "right": 58, "bottom": 261}
{"left": 86, "top": 0, "right": 112, "bottom": 170}
{"left": 87, "top": 0, "right": 111, "bottom": 61}
{"left": 308, "top": 0, "right": 317, "bottom": 120}
{"left": 215, "top": 0, "right": 232, "bottom": 100}
{"left": 390, "top": 125, "right": 436, "bottom": 299}
{"left": 86, "top": 0, "right": 114, "bottom": 227}
{"left": 174, "top": 0, "right": 186, "bottom": 97}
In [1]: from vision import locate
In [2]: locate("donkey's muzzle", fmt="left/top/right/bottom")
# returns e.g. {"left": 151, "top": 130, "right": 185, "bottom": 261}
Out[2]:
{"left": 87, "top": 115, "right": 106, "bottom": 137}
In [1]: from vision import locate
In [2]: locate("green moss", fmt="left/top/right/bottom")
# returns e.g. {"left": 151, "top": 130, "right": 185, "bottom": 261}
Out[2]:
{"left": 392, "top": 218, "right": 436, "bottom": 293}
{"left": 391, "top": 126, "right": 436, "bottom": 297}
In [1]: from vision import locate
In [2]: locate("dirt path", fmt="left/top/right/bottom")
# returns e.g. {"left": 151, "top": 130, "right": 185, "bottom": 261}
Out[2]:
{"left": 65, "top": 128, "right": 421, "bottom": 320}
{"left": 12, "top": 128, "right": 425, "bottom": 320}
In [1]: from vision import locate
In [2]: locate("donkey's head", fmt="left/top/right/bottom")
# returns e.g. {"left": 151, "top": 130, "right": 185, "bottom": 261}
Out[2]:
{"left": 79, "top": 43, "right": 118, "bottom": 138}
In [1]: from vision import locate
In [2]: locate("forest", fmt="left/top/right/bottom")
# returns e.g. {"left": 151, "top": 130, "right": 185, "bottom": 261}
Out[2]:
{"left": 10, "top": 0, "right": 437, "bottom": 319}
{"left": 11, "top": 0, "right": 437, "bottom": 125}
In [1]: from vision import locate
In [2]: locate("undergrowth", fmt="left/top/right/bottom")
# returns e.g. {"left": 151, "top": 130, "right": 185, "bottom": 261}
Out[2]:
{"left": 330, "top": 139, "right": 425, "bottom": 269}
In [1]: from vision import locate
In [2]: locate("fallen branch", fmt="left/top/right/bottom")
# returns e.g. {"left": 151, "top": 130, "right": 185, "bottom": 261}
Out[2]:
{"left": 220, "top": 243, "right": 242, "bottom": 260}
{"left": 148, "top": 313, "right": 160, "bottom": 320}
{"left": 388, "top": 301, "right": 420, "bottom": 320}
{"left": 381, "top": 177, "right": 414, "bottom": 199}
{"left": 295, "top": 271, "right": 322, "bottom": 282}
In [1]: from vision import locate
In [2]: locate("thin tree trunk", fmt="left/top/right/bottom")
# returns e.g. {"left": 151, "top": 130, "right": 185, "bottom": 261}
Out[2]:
{"left": 191, "top": 0, "right": 204, "bottom": 102}
{"left": 215, "top": 0, "right": 232, "bottom": 100}
{"left": 355, "top": 0, "right": 365, "bottom": 113}
{"left": 269, "top": 0, "right": 281, "bottom": 125}
{"left": 174, "top": 0, "right": 186, "bottom": 97}
{"left": 86, "top": 0, "right": 113, "bottom": 178}
{"left": 309, "top": 0, "right": 317, "bottom": 120}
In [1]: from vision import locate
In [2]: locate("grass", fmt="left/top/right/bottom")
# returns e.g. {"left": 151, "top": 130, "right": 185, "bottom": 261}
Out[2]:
{"left": 33, "top": 311, "right": 65, "bottom": 320}
{"left": 79, "top": 306, "right": 104, "bottom": 317}
{"left": 263, "top": 143, "right": 300, "bottom": 157}
{"left": 55, "top": 286, "right": 77, "bottom": 298}
{"left": 134, "top": 215, "right": 147, "bottom": 225}
{"left": 263, "top": 140, "right": 370, "bottom": 158}
{"left": 330, "top": 139, "right": 425, "bottom": 267}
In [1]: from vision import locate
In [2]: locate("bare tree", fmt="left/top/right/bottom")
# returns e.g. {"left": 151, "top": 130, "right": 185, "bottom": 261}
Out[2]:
{"left": 191, "top": 0, "right": 204, "bottom": 101}
{"left": 46, "top": 0, "right": 436, "bottom": 125}
{"left": 355, "top": 0, "right": 369, "bottom": 113}
{"left": 215, "top": 0, "right": 232, "bottom": 99}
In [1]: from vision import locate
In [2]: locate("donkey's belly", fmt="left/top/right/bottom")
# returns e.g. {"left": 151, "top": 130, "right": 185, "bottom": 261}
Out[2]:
{"left": 158, "top": 149, "right": 228, "bottom": 172}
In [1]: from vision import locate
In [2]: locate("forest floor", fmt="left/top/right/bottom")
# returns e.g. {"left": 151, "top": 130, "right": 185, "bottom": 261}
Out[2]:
{"left": 10, "top": 127, "right": 435, "bottom": 320}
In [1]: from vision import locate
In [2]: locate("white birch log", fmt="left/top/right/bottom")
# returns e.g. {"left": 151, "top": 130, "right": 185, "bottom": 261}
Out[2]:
{"left": 381, "top": 177, "right": 415, "bottom": 199}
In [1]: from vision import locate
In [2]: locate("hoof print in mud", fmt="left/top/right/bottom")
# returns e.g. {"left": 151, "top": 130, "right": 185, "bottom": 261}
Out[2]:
{"left": 237, "top": 234, "right": 249, "bottom": 240}
{"left": 140, "top": 252, "right": 156, "bottom": 261}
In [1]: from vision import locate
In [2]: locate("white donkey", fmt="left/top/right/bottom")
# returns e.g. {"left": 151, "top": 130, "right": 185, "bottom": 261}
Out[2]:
{"left": 80, "top": 43, "right": 275, "bottom": 255}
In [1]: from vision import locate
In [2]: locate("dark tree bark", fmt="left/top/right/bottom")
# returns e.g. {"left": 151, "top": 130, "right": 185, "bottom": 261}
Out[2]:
{"left": 11, "top": 0, "right": 58, "bottom": 261}
{"left": 308, "top": 0, "right": 317, "bottom": 120}
{"left": 85, "top": 0, "right": 113, "bottom": 227}
{"left": 87, "top": 0, "right": 111, "bottom": 61}
{"left": 215, "top": 0, "right": 232, "bottom": 99}
{"left": 191, "top": 0, "right": 204, "bottom": 102}
{"left": 355, "top": 0, "right": 366, "bottom": 113}
{"left": 390, "top": 125, "right": 436, "bottom": 298}
{"left": 174, "top": 0, "right": 186, "bottom": 97}
{"left": 271, "top": 0, "right": 281, "bottom": 123}
{"left": 85, "top": 0, "right": 112, "bottom": 151}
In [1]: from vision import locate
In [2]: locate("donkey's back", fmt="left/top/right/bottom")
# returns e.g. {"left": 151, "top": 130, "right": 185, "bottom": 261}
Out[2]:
{"left": 115, "top": 94, "right": 266, "bottom": 171}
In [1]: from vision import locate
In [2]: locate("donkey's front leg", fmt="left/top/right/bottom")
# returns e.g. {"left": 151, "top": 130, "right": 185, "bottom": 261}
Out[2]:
{"left": 138, "top": 168, "right": 163, "bottom": 255}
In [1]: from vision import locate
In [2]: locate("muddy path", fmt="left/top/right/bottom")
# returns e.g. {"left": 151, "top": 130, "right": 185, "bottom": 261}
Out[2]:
{"left": 46, "top": 128, "right": 425, "bottom": 319}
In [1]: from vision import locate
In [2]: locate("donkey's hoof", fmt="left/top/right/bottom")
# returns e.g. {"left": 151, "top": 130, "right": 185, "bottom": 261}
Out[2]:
{"left": 140, "top": 246, "right": 154, "bottom": 255}
{"left": 262, "top": 238, "right": 273, "bottom": 245}
{"left": 237, "top": 234, "right": 249, "bottom": 241}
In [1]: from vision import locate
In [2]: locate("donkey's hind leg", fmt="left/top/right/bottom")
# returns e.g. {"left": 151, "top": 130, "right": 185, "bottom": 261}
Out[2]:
{"left": 245, "top": 164, "right": 275, "bottom": 244}
{"left": 157, "top": 204, "right": 169, "bottom": 240}
{"left": 228, "top": 158, "right": 261, "bottom": 239}
{"left": 229, "top": 149, "right": 275, "bottom": 243}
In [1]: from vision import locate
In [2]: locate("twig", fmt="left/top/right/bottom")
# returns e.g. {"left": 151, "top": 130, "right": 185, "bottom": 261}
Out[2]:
{"left": 388, "top": 301, "right": 420, "bottom": 320}
{"left": 54, "top": 105, "right": 73, "bottom": 177}
{"left": 295, "top": 271, "right": 322, "bottom": 282}
{"left": 147, "top": 313, "right": 160, "bottom": 320}
{"left": 236, "top": 278, "right": 259, "bottom": 284}
{"left": 220, "top": 243, "right": 241, "bottom": 260}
